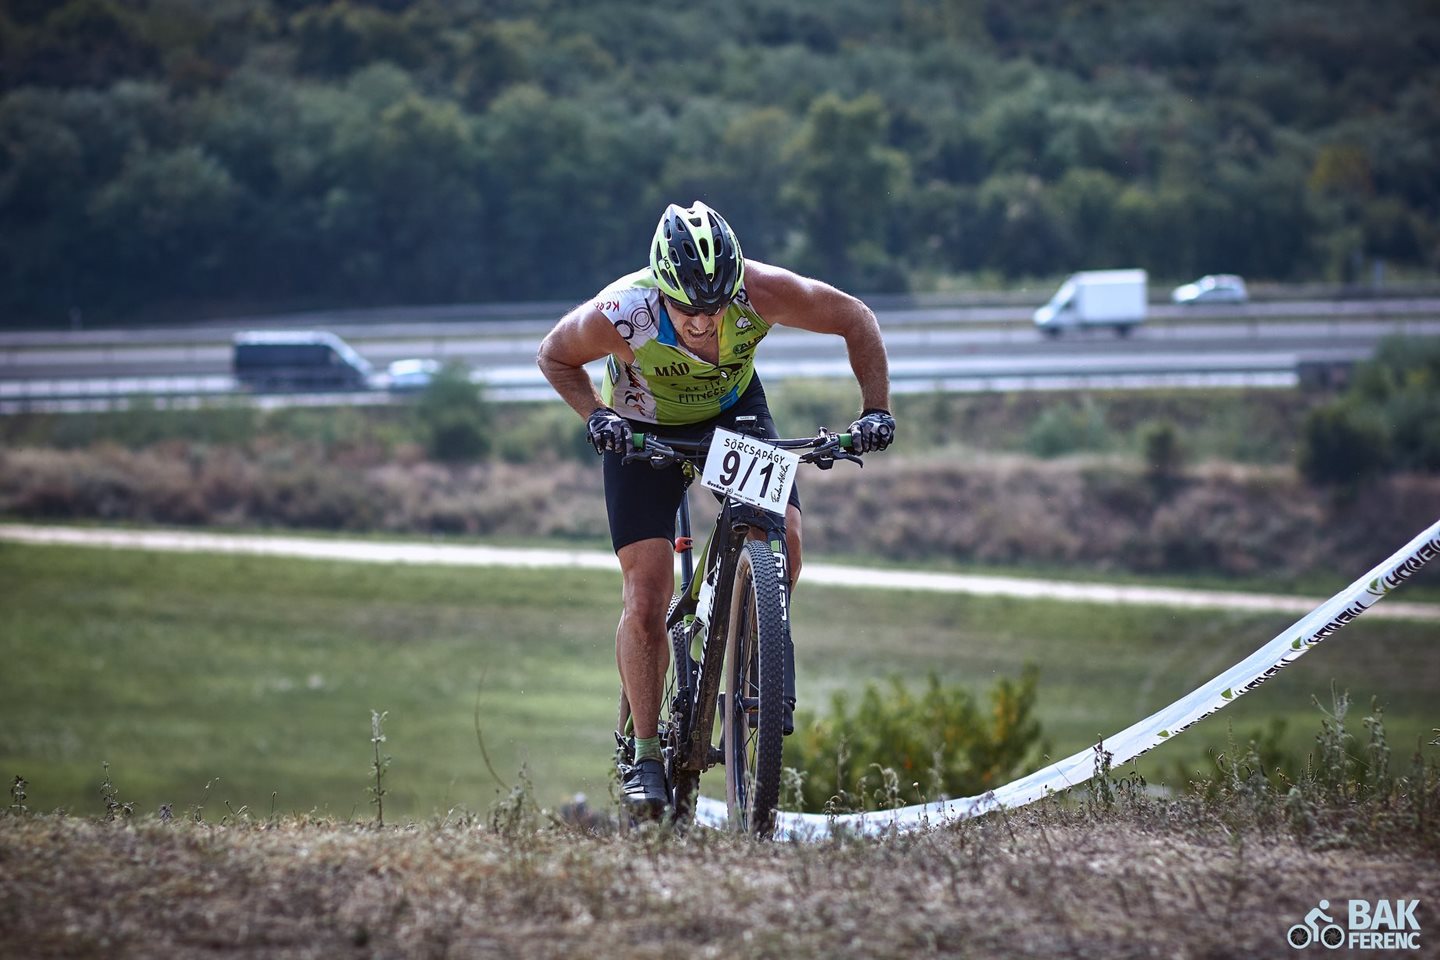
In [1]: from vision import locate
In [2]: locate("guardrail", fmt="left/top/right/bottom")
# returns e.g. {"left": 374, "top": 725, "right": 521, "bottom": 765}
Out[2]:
{"left": 3, "top": 297, "right": 1439, "bottom": 349}
{"left": 0, "top": 354, "right": 1326, "bottom": 414}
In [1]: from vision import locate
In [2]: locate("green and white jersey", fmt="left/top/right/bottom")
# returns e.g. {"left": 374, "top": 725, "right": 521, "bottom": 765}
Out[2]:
{"left": 595, "top": 268, "right": 772, "bottom": 425}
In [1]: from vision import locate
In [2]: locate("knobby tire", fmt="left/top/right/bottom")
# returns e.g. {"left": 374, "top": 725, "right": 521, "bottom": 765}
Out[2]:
{"left": 722, "top": 539, "right": 789, "bottom": 837}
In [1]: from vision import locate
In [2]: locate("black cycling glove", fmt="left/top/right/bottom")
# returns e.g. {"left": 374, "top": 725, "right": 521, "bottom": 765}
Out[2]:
{"left": 847, "top": 408, "right": 896, "bottom": 453}
{"left": 587, "top": 407, "right": 632, "bottom": 455}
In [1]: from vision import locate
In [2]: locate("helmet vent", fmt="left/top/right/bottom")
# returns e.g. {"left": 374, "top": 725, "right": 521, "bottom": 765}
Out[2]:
{"left": 649, "top": 201, "right": 744, "bottom": 309}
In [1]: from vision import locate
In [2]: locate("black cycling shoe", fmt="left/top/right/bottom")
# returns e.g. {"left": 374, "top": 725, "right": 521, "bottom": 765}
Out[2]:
{"left": 621, "top": 758, "right": 669, "bottom": 819}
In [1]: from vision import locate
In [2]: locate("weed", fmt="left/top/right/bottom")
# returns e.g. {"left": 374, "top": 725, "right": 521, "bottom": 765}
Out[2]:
{"left": 9, "top": 775, "right": 27, "bottom": 815}
{"left": 473, "top": 679, "right": 509, "bottom": 791}
{"left": 190, "top": 778, "right": 218, "bottom": 823}
{"left": 1361, "top": 697, "right": 1392, "bottom": 798}
{"left": 1308, "top": 684, "right": 1356, "bottom": 803}
{"left": 865, "top": 763, "right": 906, "bottom": 811}
{"left": 1175, "top": 690, "right": 1440, "bottom": 854}
{"left": 368, "top": 710, "right": 391, "bottom": 826}
{"left": 779, "top": 765, "right": 807, "bottom": 813}
{"left": 489, "top": 765, "right": 543, "bottom": 840}
{"left": 99, "top": 761, "right": 133, "bottom": 822}
{"left": 1086, "top": 740, "right": 1116, "bottom": 813}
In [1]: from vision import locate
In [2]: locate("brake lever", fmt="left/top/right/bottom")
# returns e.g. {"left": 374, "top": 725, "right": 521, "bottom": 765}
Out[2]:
{"left": 801, "top": 437, "right": 864, "bottom": 470}
{"left": 621, "top": 437, "right": 683, "bottom": 470}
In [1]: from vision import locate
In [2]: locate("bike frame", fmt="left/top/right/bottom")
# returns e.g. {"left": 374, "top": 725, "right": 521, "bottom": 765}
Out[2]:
{"left": 666, "top": 475, "right": 792, "bottom": 783}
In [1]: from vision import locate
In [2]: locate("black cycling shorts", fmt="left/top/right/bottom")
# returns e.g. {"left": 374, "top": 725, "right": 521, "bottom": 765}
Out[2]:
{"left": 602, "top": 374, "right": 802, "bottom": 553}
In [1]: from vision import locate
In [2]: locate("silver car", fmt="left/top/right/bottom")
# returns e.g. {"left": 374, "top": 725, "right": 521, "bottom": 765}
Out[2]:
{"left": 385, "top": 358, "right": 441, "bottom": 391}
{"left": 1171, "top": 274, "right": 1248, "bottom": 304}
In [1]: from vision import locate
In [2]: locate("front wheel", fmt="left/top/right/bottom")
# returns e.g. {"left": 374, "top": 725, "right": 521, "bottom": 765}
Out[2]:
{"left": 722, "top": 539, "right": 790, "bottom": 837}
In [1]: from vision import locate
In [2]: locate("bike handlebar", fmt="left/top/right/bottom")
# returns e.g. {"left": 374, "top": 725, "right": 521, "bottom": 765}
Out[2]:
{"left": 622, "top": 429, "right": 863, "bottom": 471}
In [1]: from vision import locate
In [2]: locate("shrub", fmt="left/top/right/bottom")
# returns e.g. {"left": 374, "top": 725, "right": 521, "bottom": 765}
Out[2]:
{"left": 1139, "top": 418, "right": 1183, "bottom": 495}
{"left": 416, "top": 363, "right": 491, "bottom": 463}
{"left": 1296, "top": 402, "right": 1391, "bottom": 487}
{"left": 1024, "top": 398, "right": 1113, "bottom": 458}
{"left": 786, "top": 667, "right": 1045, "bottom": 813}
{"left": 1296, "top": 335, "right": 1440, "bottom": 484}
{"left": 494, "top": 403, "right": 592, "bottom": 464}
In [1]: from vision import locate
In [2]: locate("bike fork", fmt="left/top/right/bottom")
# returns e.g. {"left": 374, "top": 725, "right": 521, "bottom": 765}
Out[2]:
{"left": 765, "top": 533, "right": 798, "bottom": 735}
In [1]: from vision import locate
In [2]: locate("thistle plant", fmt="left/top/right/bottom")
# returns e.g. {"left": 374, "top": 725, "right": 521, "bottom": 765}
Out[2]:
{"left": 100, "top": 762, "right": 133, "bottom": 822}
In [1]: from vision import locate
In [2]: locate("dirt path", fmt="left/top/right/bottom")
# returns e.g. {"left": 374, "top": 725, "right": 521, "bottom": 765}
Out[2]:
{"left": 3, "top": 522, "right": 1437, "bottom": 621}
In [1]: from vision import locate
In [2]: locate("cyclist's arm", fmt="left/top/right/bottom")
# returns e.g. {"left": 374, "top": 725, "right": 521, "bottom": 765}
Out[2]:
{"left": 536, "top": 303, "right": 632, "bottom": 419}
{"left": 746, "top": 261, "right": 892, "bottom": 412}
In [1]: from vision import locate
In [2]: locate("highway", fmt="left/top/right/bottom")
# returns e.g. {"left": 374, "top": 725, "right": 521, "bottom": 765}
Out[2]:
{"left": 1, "top": 298, "right": 1437, "bottom": 410}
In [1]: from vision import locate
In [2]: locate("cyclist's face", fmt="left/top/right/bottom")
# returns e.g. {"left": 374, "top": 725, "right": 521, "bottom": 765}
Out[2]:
{"left": 665, "top": 295, "right": 726, "bottom": 338}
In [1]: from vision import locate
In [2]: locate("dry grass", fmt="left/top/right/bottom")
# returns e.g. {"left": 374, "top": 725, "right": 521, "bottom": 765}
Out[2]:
{"left": 3, "top": 786, "right": 1437, "bottom": 960}
{"left": 6, "top": 443, "right": 1440, "bottom": 585}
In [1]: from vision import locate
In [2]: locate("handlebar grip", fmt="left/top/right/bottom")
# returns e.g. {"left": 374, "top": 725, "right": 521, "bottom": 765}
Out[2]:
{"left": 630, "top": 432, "right": 646, "bottom": 450}
{"left": 839, "top": 433, "right": 854, "bottom": 450}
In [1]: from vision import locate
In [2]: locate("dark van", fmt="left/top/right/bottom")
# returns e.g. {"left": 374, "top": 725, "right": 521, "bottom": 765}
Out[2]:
{"left": 232, "top": 331, "right": 373, "bottom": 392}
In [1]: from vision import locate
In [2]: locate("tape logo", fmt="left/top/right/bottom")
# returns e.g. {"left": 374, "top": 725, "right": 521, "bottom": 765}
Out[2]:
{"left": 1286, "top": 898, "right": 1421, "bottom": 951}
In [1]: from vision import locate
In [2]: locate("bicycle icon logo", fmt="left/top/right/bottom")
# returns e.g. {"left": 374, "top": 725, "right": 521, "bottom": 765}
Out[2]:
{"left": 1288, "top": 900, "right": 1346, "bottom": 950}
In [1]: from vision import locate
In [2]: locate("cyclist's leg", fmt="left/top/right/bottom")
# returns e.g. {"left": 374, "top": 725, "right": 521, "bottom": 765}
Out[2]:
{"left": 603, "top": 443, "right": 688, "bottom": 745}
{"left": 614, "top": 538, "right": 674, "bottom": 740}
{"left": 781, "top": 503, "right": 802, "bottom": 590}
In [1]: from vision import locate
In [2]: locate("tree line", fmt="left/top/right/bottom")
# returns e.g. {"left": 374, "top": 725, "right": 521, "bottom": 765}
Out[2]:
{"left": 2, "top": 0, "right": 1437, "bottom": 325}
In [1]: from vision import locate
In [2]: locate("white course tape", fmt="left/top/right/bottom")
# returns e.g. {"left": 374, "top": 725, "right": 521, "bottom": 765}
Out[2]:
{"left": 695, "top": 516, "right": 1440, "bottom": 839}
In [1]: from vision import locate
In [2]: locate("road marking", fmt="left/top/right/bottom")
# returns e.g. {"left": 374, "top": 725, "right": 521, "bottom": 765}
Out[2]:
{"left": 3, "top": 523, "right": 1436, "bottom": 621}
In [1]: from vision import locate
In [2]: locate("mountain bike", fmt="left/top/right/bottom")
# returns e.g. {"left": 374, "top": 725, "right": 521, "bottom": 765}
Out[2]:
{"left": 615, "top": 418, "right": 863, "bottom": 837}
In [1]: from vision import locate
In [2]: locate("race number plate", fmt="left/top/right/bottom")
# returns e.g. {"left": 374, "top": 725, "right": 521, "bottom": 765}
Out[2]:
{"left": 699, "top": 428, "right": 800, "bottom": 516}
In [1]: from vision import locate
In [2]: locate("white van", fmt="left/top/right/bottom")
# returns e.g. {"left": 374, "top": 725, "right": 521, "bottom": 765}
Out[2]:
{"left": 1033, "top": 269, "right": 1148, "bottom": 337}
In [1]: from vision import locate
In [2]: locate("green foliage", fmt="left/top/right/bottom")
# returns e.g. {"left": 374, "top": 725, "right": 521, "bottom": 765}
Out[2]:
{"left": 762, "top": 379, "right": 859, "bottom": 438}
{"left": 782, "top": 93, "right": 911, "bottom": 288}
{"left": 1297, "top": 335, "right": 1440, "bottom": 485}
{"left": 3, "top": 0, "right": 1440, "bottom": 322}
{"left": 1024, "top": 398, "right": 1114, "bottom": 458}
{"left": 415, "top": 362, "right": 490, "bottom": 463}
{"left": 1297, "top": 402, "right": 1391, "bottom": 488}
{"left": 493, "top": 403, "right": 590, "bottom": 464}
{"left": 1139, "top": 419, "right": 1183, "bottom": 492}
{"left": 786, "top": 667, "right": 1045, "bottom": 814}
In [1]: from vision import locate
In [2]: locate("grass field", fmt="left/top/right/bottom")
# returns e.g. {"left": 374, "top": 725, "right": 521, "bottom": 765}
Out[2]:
{"left": 2, "top": 540, "right": 1437, "bottom": 821}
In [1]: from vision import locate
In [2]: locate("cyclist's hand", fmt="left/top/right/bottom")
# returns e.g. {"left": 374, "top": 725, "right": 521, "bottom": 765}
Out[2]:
{"left": 847, "top": 408, "right": 896, "bottom": 453}
{"left": 587, "top": 407, "right": 632, "bottom": 455}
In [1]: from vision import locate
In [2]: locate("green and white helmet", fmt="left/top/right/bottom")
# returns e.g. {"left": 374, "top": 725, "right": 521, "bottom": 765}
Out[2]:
{"left": 649, "top": 201, "right": 744, "bottom": 313}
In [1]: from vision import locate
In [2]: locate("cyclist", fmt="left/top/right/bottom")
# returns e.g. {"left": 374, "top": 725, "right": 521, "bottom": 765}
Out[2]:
{"left": 536, "top": 200, "right": 896, "bottom": 816}
{"left": 1305, "top": 900, "right": 1336, "bottom": 930}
